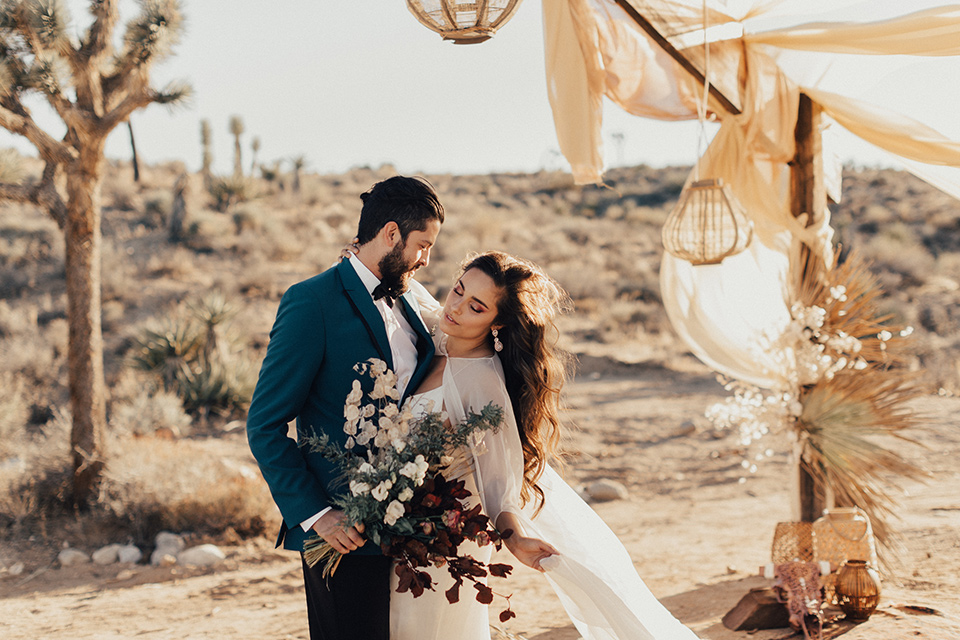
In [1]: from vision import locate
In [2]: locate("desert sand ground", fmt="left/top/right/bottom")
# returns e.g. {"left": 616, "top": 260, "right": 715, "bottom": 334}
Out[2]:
{"left": 2, "top": 358, "right": 958, "bottom": 640}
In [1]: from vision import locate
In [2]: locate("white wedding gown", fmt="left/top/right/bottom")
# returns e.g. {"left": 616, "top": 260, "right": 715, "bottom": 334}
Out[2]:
{"left": 389, "top": 288, "right": 702, "bottom": 640}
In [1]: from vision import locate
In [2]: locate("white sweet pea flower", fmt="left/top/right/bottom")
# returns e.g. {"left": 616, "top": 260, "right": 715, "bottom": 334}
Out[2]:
{"left": 384, "top": 499, "right": 405, "bottom": 526}
{"left": 399, "top": 454, "right": 429, "bottom": 486}
{"left": 371, "top": 479, "right": 393, "bottom": 502}
{"left": 358, "top": 462, "right": 375, "bottom": 475}
{"left": 391, "top": 437, "right": 406, "bottom": 453}
{"left": 398, "top": 487, "right": 414, "bottom": 502}
{"left": 350, "top": 480, "right": 371, "bottom": 496}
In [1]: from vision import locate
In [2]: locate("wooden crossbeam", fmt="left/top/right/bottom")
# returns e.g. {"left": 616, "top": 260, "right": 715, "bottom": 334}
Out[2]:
{"left": 612, "top": 0, "right": 742, "bottom": 116}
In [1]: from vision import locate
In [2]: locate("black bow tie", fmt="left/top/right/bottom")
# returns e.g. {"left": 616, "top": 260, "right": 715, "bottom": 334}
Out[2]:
{"left": 372, "top": 283, "right": 397, "bottom": 308}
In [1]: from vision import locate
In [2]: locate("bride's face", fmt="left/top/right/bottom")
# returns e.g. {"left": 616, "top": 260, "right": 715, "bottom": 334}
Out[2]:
{"left": 439, "top": 268, "right": 502, "bottom": 342}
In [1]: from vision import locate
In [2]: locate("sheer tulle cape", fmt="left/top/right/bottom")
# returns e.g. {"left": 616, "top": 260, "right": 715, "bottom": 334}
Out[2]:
{"left": 440, "top": 354, "right": 700, "bottom": 640}
{"left": 410, "top": 280, "right": 700, "bottom": 639}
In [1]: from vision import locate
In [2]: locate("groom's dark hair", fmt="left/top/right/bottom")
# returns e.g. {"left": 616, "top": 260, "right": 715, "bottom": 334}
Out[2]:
{"left": 356, "top": 175, "right": 444, "bottom": 245}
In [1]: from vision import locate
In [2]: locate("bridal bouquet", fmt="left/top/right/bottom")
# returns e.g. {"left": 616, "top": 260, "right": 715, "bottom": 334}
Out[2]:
{"left": 302, "top": 358, "right": 515, "bottom": 617}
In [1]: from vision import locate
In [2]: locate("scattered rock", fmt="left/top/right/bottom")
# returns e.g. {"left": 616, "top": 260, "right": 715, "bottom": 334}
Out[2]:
{"left": 586, "top": 479, "right": 629, "bottom": 502}
{"left": 157, "top": 553, "right": 178, "bottom": 567}
{"left": 151, "top": 531, "right": 185, "bottom": 566}
{"left": 178, "top": 544, "right": 226, "bottom": 567}
{"left": 92, "top": 543, "right": 121, "bottom": 565}
{"left": 58, "top": 548, "right": 91, "bottom": 567}
{"left": 9, "top": 562, "right": 25, "bottom": 576}
{"left": 118, "top": 544, "right": 143, "bottom": 564}
{"left": 669, "top": 421, "right": 697, "bottom": 438}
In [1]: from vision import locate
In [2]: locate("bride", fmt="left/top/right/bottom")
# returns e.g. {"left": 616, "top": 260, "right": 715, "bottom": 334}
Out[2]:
{"left": 393, "top": 251, "right": 701, "bottom": 640}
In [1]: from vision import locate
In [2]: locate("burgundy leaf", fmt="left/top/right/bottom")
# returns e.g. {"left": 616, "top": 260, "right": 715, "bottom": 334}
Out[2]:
{"left": 473, "top": 582, "right": 494, "bottom": 605}
{"left": 499, "top": 609, "right": 517, "bottom": 623}
{"left": 488, "top": 563, "right": 513, "bottom": 578}
{"left": 445, "top": 580, "right": 462, "bottom": 604}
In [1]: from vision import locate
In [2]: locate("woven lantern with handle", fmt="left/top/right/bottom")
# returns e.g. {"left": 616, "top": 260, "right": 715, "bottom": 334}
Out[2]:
{"left": 406, "top": 0, "right": 523, "bottom": 44}
{"left": 661, "top": 178, "right": 753, "bottom": 265}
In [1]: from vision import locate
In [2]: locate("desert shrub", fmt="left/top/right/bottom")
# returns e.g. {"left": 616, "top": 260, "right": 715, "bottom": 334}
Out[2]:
{"left": 232, "top": 204, "right": 262, "bottom": 234}
{"left": 104, "top": 180, "right": 142, "bottom": 212}
{"left": 110, "top": 388, "right": 193, "bottom": 438}
{"left": 0, "top": 372, "right": 29, "bottom": 457}
{"left": 101, "top": 438, "right": 275, "bottom": 540}
{"left": 143, "top": 190, "right": 173, "bottom": 227}
{"left": 209, "top": 175, "right": 255, "bottom": 212}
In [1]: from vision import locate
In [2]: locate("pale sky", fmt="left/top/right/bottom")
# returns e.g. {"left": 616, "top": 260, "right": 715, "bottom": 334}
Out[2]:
{"left": 5, "top": 1, "right": 960, "bottom": 177}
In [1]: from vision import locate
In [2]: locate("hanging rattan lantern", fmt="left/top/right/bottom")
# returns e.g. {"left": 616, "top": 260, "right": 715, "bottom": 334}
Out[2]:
{"left": 661, "top": 178, "right": 753, "bottom": 265}
{"left": 406, "top": 0, "right": 524, "bottom": 44}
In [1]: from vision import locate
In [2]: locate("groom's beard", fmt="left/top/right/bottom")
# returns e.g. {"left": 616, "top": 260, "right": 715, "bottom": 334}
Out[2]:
{"left": 377, "top": 240, "right": 417, "bottom": 298}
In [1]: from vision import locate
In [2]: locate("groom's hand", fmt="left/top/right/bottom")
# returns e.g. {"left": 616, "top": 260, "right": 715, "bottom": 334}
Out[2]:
{"left": 312, "top": 509, "right": 366, "bottom": 554}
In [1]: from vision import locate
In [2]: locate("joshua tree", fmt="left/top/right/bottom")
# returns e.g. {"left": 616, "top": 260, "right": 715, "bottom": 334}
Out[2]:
{"left": 0, "top": 0, "right": 188, "bottom": 506}
{"left": 291, "top": 154, "right": 305, "bottom": 194}
{"left": 127, "top": 119, "right": 140, "bottom": 182}
{"left": 229, "top": 115, "right": 244, "bottom": 177}
{"left": 250, "top": 135, "right": 260, "bottom": 175}
{"left": 200, "top": 118, "right": 212, "bottom": 189}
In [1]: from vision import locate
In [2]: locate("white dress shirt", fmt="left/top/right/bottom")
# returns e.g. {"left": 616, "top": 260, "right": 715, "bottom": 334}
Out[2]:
{"left": 301, "top": 254, "right": 423, "bottom": 532}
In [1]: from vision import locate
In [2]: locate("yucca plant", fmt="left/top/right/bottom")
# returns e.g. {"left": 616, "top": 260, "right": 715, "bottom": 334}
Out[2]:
{"left": 209, "top": 174, "right": 252, "bottom": 212}
{"left": 130, "top": 292, "right": 254, "bottom": 422}
{"left": 0, "top": 0, "right": 189, "bottom": 505}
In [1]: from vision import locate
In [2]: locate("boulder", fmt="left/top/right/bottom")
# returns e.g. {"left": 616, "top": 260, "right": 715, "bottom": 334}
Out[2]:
{"left": 178, "top": 544, "right": 226, "bottom": 567}
{"left": 118, "top": 545, "right": 143, "bottom": 564}
{"left": 58, "top": 548, "right": 91, "bottom": 567}
{"left": 586, "top": 479, "right": 629, "bottom": 502}
{"left": 151, "top": 531, "right": 185, "bottom": 566}
{"left": 92, "top": 544, "right": 121, "bottom": 565}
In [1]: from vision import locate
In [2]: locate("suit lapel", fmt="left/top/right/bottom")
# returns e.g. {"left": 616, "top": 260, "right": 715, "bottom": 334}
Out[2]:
{"left": 337, "top": 260, "right": 393, "bottom": 368}
{"left": 399, "top": 292, "right": 436, "bottom": 402}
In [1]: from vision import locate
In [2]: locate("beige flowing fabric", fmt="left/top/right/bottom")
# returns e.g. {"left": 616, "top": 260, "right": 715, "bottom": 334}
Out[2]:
{"left": 542, "top": 0, "right": 960, "bottom": 390}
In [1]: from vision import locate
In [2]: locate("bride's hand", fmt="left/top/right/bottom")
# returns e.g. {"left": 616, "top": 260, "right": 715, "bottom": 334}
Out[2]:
{"left": 504, "top": 534, "right": 559, "bottom": 572}
{"left": 338, "top": 237, "right": 360, "bottom": 262}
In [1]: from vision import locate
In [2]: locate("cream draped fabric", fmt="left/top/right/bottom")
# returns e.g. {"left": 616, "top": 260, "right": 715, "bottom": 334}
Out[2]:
{"left": 542, "top": 0, "right": 960, "bottom": 391}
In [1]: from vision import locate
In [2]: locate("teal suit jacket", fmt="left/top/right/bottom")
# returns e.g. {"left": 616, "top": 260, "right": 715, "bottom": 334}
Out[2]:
{"left": 246, "top": 260, "right": 435, "bottom": 552}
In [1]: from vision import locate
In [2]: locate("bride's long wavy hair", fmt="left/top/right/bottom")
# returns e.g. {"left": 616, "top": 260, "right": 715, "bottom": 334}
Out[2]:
{"left": 459, "top": 251, "right": 573, "bottom": 512}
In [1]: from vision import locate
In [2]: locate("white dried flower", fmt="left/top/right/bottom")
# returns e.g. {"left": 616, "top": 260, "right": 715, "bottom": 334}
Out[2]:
{"left": 384, "top": 499, "right": 405, "bottom": 526}
{"left": 371, "top": 479, "right": 393, "bottom": 502}
{"left": 350, "top": 480, "right": 371, "bottom": 496}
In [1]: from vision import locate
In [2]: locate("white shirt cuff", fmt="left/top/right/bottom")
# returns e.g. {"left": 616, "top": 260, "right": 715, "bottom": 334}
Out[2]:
{"left": 301, "top": 507, "right": 332, "bottom": 532}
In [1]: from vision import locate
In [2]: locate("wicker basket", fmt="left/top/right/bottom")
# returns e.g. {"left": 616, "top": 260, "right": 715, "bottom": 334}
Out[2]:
{"left": 771, "top": 521, "right": 814, "bottom": 564}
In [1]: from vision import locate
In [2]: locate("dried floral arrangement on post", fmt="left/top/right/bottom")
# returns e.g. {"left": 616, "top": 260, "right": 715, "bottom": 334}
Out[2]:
{"left": 709, "top": 250, "right": 929, "bottom": 562}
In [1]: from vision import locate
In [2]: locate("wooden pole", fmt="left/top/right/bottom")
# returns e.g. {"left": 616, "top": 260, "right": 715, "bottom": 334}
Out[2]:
{"left": 791, "top": 92, "right": 828, "bottom": 522}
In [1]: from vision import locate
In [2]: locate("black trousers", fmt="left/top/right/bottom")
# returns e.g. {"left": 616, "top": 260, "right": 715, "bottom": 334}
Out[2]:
{"left": 301, "top": 553, "right": 392, "bottom": 640}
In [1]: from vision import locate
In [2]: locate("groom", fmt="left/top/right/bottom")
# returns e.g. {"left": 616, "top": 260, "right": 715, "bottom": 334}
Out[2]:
{"left": 246, "top": 175, "right": 444, "bottom": 640}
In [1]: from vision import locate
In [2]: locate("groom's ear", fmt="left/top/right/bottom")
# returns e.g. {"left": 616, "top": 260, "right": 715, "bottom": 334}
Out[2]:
{"left": 379, "top": 221, "right": 401, "bottom": 248}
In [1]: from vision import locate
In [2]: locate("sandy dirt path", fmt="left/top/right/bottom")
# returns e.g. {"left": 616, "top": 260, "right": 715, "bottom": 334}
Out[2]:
{"left": 2, "top": 367, "right": 958, "bottom": 639}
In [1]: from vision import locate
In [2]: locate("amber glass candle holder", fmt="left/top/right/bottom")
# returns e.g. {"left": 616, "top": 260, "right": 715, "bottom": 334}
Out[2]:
{"left": 835, "top": 560, "right": 881, "bottom": 621}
